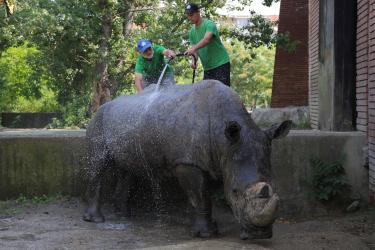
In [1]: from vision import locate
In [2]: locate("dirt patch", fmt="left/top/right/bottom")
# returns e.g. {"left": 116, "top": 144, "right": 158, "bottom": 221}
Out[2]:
{"left": 0, "top": 198, "right": 374, "bottom": 249}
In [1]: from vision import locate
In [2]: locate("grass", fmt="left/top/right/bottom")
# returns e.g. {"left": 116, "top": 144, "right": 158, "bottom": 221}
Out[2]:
{"left": 292, "top": 118, "right": 311, "bottom": 129}
{"left": 0, "top": 200, "right": 22, "bottom": 217}
{"left": 0, "top": 193, "right": 65, "bottom": 217}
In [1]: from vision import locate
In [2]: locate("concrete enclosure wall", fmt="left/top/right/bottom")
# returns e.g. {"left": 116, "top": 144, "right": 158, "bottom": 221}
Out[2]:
{"left": 0, "top": 130, "right": 368, "bottom": 217}
{"left": 272, "top": 130, "right": 368, "bottom": 217}
{"left": 0, "top": 130, "right": 87, "bottom": 198}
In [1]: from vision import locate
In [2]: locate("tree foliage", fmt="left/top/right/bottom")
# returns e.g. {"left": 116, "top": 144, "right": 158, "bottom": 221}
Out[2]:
{"left": 228, "top": 40, "right": 274, "bottom": 108}
{"left": 0, "top": 43, "right": 59, "bottom": 111}
{"left": 0, "top": 0, "right": 281, "bottom": 127}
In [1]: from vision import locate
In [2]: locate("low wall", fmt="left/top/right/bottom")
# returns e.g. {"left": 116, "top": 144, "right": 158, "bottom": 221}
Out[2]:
{"left": 0, "top": 129, "right": 368, "bottom": 217}
{"left": 272, "top": 130, "right": 368, "bottom": 217}
{"left": 0, "top": 130, "right": 86, "bottom": 198}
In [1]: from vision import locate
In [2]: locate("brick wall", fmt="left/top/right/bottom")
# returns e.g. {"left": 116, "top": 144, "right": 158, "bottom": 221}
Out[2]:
{"left": 271, "top": 0, "right": 309, "bottom": 107}
{"left": 357, "top": 0, "right": 369, "bottom": 134}
{"left": 367, "top": 0, "right": 375, "bottom": 200}
{"left": 308, "top": 0, "right": 373, "bottom": 198}
{"left": 308, "top": 0, "right": 320, "bottom": 129}
{"left": 355, "top": 0, "right": 375, "bottom": 200}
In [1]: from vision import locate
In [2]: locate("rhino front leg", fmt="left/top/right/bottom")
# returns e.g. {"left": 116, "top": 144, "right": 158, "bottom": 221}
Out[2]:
{"left": 112, "top": 169, "right": 133, "bottom": 217}
{"left": 175, "top": 165, "right": 218, "bottom": 238}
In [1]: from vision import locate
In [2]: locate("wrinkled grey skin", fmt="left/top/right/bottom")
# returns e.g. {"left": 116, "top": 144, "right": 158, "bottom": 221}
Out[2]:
{"left": 83, "top": 80, "right": 291, "bottom": 239}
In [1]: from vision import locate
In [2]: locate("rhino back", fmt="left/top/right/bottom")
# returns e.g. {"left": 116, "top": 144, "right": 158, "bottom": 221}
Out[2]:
{"left": 88, "top": 80, "right": 255, "bottom": 174}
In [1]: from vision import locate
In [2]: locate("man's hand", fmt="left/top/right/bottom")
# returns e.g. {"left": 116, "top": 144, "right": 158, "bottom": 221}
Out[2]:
{"left": 190, "top": 61, "right": 197, "bottom": 69}
{"left": 185, "top": 46, "right": 197, "bottom": 56}
{"left": 164, "top": 49, "right": 176, "bottom": 59}
{"left": 190, "top": 53, "right": 198, "bottom": 69}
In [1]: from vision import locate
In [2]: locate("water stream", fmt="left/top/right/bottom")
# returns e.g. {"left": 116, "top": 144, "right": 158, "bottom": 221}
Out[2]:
{"left": 155, "top": 62, "right": 170, "bottom": 90}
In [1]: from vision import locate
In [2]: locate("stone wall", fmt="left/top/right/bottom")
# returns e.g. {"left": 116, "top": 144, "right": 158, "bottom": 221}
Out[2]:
{"left": 0, "top": 130, "right": 368, "bottom": 217}
{"left": 251, "top": 106, "right": 309, "bottom": 128}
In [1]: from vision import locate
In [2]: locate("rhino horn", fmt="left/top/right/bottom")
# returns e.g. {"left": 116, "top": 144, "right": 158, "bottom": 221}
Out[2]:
{"left": 244, "top": 183, "right": 279, "bottom": 226}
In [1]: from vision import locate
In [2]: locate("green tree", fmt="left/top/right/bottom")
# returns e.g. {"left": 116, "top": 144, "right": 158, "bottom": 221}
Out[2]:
{"left": 0, "top": 43, "right": 59, "bottom": 112}
{"left": 228, "top": 40, "right": 275, "bottom": 109}
{"left": 0, "top": 0, "right": 282, "bottom": 127}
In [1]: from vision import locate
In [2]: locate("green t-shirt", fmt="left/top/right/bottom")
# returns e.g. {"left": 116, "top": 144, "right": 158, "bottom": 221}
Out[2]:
{"left": 135, "top": 45, "right": 173, "bottom": 78}
{"left": 189, "top": 18, "right": 230, "bottom": 71}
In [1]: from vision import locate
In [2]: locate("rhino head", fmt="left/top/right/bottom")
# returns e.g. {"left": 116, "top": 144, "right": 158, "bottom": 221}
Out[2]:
{"left": 221, "top": 119, "right": 292, "bottom": 239}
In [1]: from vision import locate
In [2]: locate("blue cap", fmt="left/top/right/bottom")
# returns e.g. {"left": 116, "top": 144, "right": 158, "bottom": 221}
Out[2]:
{"left": 137, "top": 39, "right": 152, "bottom": 53}
{"left": 185, "top": 3, "right": 199, "bottom": 14}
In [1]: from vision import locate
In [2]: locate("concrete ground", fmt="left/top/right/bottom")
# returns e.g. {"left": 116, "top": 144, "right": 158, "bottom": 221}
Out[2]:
{"left": 0, "top": 197, "right": 374, "bottom": 250}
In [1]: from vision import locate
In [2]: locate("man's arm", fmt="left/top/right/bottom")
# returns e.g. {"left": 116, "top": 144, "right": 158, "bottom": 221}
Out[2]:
{"left": 185, "top": 32, "right": 213, "bottom": 55}
{"left": 134, "top": 73, "right": 143, "bottom": 92}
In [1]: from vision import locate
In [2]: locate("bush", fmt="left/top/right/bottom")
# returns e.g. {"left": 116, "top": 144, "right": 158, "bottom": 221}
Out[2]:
{"left": 309, "top": 158, "right": 350, "bottom": 202}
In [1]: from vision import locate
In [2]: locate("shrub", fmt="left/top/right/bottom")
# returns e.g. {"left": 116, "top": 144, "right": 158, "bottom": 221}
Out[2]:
{"left": 309, "top": 158, "right": 350, "bottom": 202}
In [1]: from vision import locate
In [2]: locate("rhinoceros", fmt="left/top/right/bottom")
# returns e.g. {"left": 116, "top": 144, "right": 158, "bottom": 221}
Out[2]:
{"left": 83, "top": 80, "right": 291, "bottom": 239}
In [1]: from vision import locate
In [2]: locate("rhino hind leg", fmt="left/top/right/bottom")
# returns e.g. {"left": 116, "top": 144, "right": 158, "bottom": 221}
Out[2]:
{"left": 112, "top": 169, "right": 133, "bottom": 217}
{"left": 83, "top": 148, "right": 112, "bottom": 223}
{"left": 175, "top": 165, "right": 218, "bottom": 238}
{"left": 83, "top": 172, "right": 105, "bottom": 223}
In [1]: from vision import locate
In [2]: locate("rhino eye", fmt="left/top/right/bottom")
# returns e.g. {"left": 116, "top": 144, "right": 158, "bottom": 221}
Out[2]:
{"left": 225, "top": 121, "right": 241, "bottom": 144}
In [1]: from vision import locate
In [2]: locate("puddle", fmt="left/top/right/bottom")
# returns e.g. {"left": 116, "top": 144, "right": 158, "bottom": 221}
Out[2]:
{"left": 0, "top": 219, "right": 11, "bottom": 231}
{"left": 0, "top": 233, "right": 37, "bottom": 241}
{"left": 97, "top": 222, "right": 132, "bottom": 230}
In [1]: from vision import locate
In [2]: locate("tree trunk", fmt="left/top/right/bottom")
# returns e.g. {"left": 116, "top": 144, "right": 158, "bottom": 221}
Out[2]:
{"left": 108, "top": 1, "right": 134, "bottom": 97}
{"left": 1, "top": 0, "right": 15, "bottom": 16}
{"left": 116, "top": 1, "right": 134, "bottom": 73}
{"left": 123, "top": 1, "right": 133, "bottom": 37}
{"left": 89, "top": 0, "right": 113, "bottom": 114}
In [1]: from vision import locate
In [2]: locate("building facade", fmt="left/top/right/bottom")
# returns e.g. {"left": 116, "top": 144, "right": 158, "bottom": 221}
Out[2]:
{"left": 273, "top": 0, "right": 374, "bottom": 199}
{"left": 354, "top": 0, "right": 375, "bottom": 200}
{"left": 308, "top": 0, "right": 373, "bottom": 198}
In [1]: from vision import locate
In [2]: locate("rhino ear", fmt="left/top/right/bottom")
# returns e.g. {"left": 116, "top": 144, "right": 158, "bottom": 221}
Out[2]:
{"left": 225, "top": 121, "right": 241, "bottom": 144}
{"left": 265, "top": 120, "right": 292, "bottom": 140}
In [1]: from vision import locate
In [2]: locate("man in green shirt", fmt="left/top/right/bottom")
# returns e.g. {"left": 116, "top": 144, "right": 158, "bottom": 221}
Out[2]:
{"left": 185, "top": 3, "right": 231, "bottom": 86}
{"left": 135, "top": 39, "right": 176, "bottom": 92}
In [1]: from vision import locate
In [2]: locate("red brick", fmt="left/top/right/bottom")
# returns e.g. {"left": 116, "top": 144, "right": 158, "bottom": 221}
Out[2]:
{"left": 272, "top": 0, "right": 309, "bottom": 107}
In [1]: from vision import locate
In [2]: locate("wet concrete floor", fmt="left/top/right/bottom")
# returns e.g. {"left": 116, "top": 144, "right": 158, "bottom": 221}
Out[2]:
{"left": 0, "top": 197, "right": 374, "bottom": 250}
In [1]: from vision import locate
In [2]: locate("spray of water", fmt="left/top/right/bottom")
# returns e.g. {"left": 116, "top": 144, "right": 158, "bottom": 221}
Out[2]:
{"left": 155, "top": 63, "right": 170, "bottom": 90}
{"left": 84, "top": 58, "right": 180, "bottom": 224}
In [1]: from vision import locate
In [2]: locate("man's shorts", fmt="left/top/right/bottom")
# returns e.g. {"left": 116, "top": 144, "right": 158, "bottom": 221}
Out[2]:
{"left": 203, "top": 62, "right": 230, "bottom": 86}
